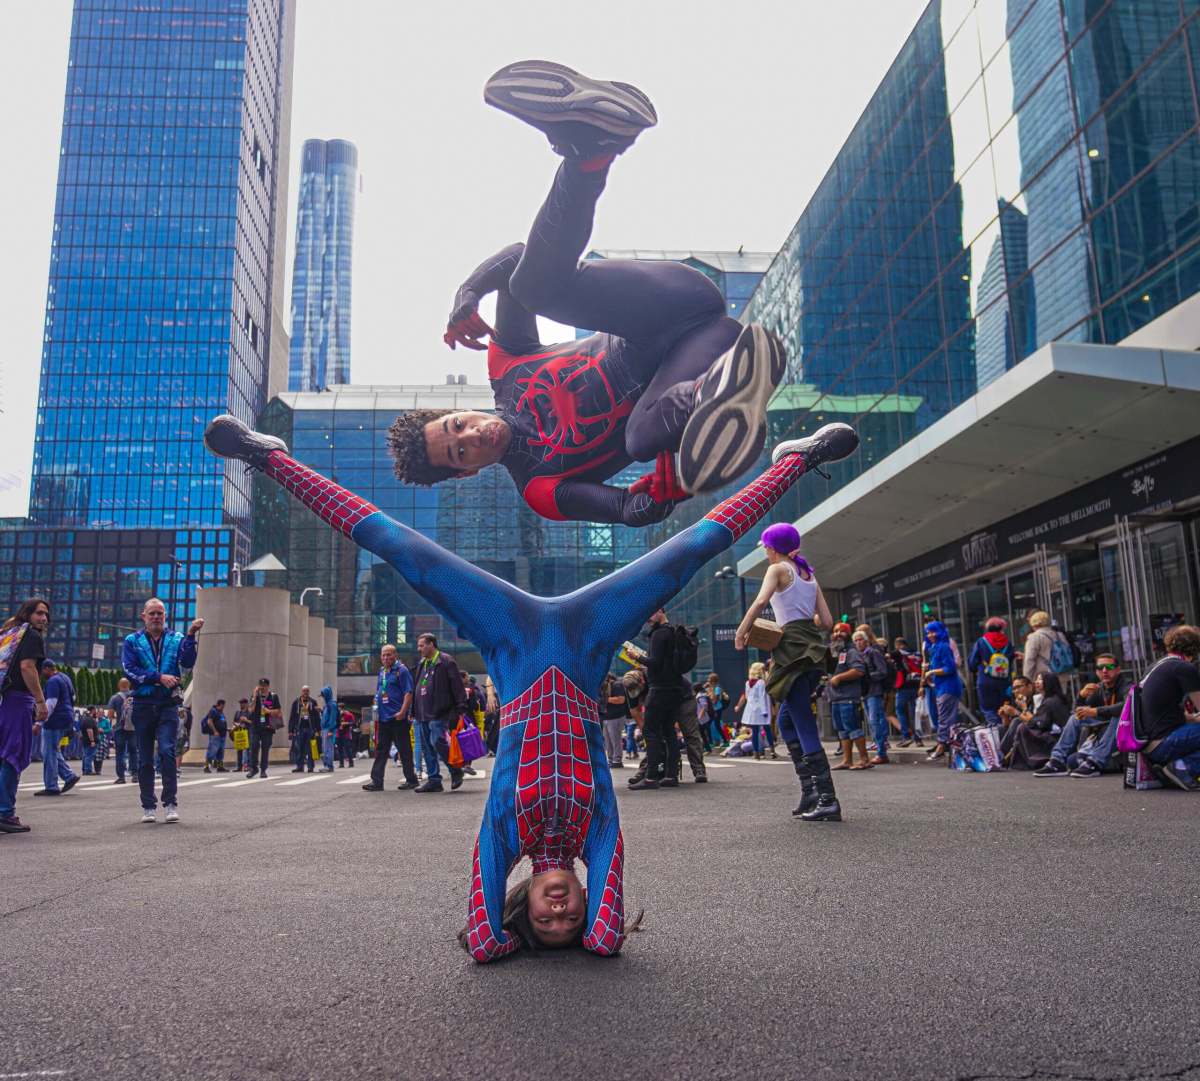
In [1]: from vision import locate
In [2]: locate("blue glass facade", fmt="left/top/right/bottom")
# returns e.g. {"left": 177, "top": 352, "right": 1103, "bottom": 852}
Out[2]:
{"left": 1, "top": 0, "right": 293, "bottom": 665}
{"left": 662, "top": 0, "right": 1200, "bottom": 667}
{"left": 288, "top": 138, "right": 357, "bottom": 390}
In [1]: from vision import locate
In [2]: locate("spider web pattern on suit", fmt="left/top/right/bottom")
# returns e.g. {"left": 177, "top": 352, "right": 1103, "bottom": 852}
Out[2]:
{"left": 264, "top": 451, "right": 377, "bottom": 536}
{"left": 704, "top": 454, "right": 806, "bottom": 540}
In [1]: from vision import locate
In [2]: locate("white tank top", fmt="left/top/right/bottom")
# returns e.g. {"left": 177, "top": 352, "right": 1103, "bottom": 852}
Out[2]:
{"left": 771, "top": 563, "right": 818, "bottom": 625}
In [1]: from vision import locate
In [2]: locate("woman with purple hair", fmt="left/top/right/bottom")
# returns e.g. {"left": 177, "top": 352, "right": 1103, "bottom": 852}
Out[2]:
{"left": 734, "top": 523, "right": 840, "bottom": 821}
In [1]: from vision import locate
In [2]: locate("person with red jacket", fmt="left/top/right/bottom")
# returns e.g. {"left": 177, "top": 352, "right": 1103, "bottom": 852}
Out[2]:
{"left": 967, "top": 617, "right": 1015, "bottom": 726}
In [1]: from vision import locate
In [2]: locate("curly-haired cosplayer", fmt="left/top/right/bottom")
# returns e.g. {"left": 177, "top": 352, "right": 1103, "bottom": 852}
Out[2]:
{"left": 204, "top": 413, "right": 857, "bottom": 961}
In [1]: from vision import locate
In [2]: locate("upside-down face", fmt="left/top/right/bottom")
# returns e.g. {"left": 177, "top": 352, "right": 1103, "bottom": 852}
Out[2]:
{"left": 526, "top": 869, "right": 586, "bottom": 947}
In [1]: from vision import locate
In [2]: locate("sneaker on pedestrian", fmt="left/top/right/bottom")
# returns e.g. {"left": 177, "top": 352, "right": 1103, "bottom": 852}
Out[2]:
{"left": 898, "top": 739, "right": 913, "bottom": 748}
{"left": 693, "top": 773, "right": 708, "bottom": 783}
{"left": 141, "top": 809, "right": 157, "bottom": 824}
{"left": 450, "top": 771, "right": 464, "bottom": 791}
{"left": 164, "top": 804, "right": 179, "bottom": 824}
{"left": 260, "top": 772, "right": 269, "bottom": 780}
{"left": 1069, "top": 759, "right": 1102, "bottom": 779}
{"left": 113, "top": 777, "right": 126, "bottom": 785}
{"left": 415, "top": 781, "right": 444, "bottom": 793}
{"left": 659, "top": 777, "right": 679, "bottom": 788}
{"left": 0, "top": 815, "right": 30, "bottom": 833}
{"left": 1160, "top": 760, "right": 1200, "bottom": 792}
{"left": 361, "top": 783, "right": 384, "bottom": 792}
{"left": 203, "top": 763, "right": 211, "bottom": 773}
{"left": 1033, "top": 758, "right": 1069, "bottom": 778}
{"left": 33, "top": 788, "right": 61, "bottom": 796}
{"left": 626, "top": 778, "right": 660, "bottom": 791}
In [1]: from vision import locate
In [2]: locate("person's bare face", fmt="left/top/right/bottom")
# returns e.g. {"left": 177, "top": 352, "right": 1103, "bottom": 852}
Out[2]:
{"left": 526, "top": 869, "right": 585, "bottom": 947}
{"left": 417, "top": 638, "right": 436, "bottom": 660}
{"left": 28, "top": 603, "right": 50, "bottom": 633}
{"left": 142, "top": 602, "right": 166, "bottom": 635}
{"left": 423, "top": 412, "right": 510, "bottom": 475}
{"left": 381, "top": 646, "right": 397, "bottom": 669}
{"left": 1096, "top": 659, "right": 1120, "bottom": 687}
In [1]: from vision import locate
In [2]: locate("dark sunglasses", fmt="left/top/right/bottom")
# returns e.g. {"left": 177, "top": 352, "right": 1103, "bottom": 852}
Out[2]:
{"left": 1095, "top": 663, "right": 1118, "bottom": 672}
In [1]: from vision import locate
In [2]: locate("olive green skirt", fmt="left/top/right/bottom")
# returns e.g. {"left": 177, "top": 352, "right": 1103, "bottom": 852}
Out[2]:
{"left": 765, "top": 619, "right": 828, "bottom": 703}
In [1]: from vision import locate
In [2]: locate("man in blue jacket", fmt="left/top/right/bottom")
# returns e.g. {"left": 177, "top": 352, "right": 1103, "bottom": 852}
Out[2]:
{"left": 33, "top": 660, "right": 80, "bottom": 797}
{"left": 121, "top": 597, "right": 202, "bottom": 824}
{"left": 319, "top": 685, "right": 338, "bottom": 772}
{"left": 363, "top": 643, "right": 414, "bottom": 792}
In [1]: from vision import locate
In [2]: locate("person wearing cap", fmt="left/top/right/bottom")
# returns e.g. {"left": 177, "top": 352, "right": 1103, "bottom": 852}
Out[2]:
{"left": 248, "top": 678, "right": 282, "bottom": 780}
{"left": 33, "top": 660, "right": 80, "bottom": 797}
{"left": 231, "top": 697, "right": 253, "bottom": 771}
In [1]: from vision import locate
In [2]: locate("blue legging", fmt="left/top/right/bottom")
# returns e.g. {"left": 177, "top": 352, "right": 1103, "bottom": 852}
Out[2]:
{"left": 776, "top": 668, "right": 823, "bottom": 754}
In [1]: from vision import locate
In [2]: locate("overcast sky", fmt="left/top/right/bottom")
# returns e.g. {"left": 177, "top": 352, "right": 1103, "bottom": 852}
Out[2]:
{"left": 0, "top": 0, "right": 930, "bottom": 517}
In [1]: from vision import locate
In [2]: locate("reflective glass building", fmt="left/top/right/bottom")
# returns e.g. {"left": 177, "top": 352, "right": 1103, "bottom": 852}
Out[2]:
{"left": 668, "top": 0, "right": 1200, "bottom": 678}
{"left": 253, "top": 386, "right": 651, "bottom": 677}
{"left": 0, "top": 0, "right": 295, "bottom": 666}
{"left": 288, "top": 138, "right": 358, "bottom": 390}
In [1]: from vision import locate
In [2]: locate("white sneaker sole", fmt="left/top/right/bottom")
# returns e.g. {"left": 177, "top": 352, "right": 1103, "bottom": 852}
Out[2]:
{"left": 678, "top": 324, "right": 786, "bottom": 494}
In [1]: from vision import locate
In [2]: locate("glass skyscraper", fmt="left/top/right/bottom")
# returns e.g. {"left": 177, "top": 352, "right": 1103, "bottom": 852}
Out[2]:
{"left": 0, "top": 0, "right": 295, "bottom": 666}
{"left": 662, "top": 0, "right": 1200, "bottom": 670}
{"left": 288, "top": 138, "right": 358, "bottom": 390}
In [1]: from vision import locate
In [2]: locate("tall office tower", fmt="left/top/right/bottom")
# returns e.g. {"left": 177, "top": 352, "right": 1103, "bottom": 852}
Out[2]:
{"left": 288, "top": 139, "right": 358, "bottom": 390}
{"left": 2, "top": 0, "right": 296, "bottom": 665}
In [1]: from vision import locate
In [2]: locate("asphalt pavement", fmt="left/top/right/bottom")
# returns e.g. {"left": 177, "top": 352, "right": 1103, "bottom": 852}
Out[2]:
{"left": 3, "top": 755, "right": 1199, "bottom": 1081}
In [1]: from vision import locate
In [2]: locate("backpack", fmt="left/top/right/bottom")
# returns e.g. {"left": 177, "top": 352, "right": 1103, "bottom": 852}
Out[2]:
{"left": 901, "top": 652, "right": 922, "bottom": 686}
{"left": 671, "top": 624, "right": 699, "bottom": 676}
{"left": 864, "top": 645, "right": 890, "bottom": 688}
{"left": 1116, "top": 656, "right": 1174, "bottom": 754}
{"left": 1047, "top": 630, "right": 1075, "bottom": 674}
{"left": 980, "top": 637, "right": 1010, "bottom": 681}
{"left": 0, "top": 622, "right": 29, "bottom": 688}
{"left": 119, "top": 693, "right": 135, "bottom": 730}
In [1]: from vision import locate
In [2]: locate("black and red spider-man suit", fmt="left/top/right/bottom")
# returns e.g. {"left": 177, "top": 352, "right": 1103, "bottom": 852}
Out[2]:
{"left": 444, "top": 159, "right": 744, "bottom": 527}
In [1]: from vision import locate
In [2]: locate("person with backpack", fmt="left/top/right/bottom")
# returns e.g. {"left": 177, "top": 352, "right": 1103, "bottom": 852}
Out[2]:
{"left": 1138, "top": 624, "right": 1200, "bottom": 791}
{"left": 201, "top": 700, "right": 228, "bottom": 773}
{"left": 628, "top": 607, "right": 696, "bottom": 790}
{"left": 33, "top": 660, "right": 80, "bottom": 797}
{"left": 0, "top": 598, "right": 51, "bottom": 834}
{"left": 967, "top": 617, "right": 1014, "bottom": 726}
{"left": 889, "top": 636, "right": 924, "bottom": 747}
{"left": 1022, "top": 610, "right": 1074, "bottom": 681}
{"left": 854, "top": 626, "right": 893, "bottom": 765}
{"left": 107, "top": 678, "right": 137, "bottom": 784}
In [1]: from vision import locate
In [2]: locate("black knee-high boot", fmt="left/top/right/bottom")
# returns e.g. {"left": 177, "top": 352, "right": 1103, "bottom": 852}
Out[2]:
{"left": 786, "top": 741, "right": 817, "bottom": 816}
{"left": 799, "top": 748, "right": 842, "bottom": 822}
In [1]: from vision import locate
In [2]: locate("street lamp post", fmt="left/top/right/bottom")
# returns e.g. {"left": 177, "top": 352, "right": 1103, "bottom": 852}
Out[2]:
{"left": 714, "top": 565, "right": 748, "bottom": 613}
{"left": 299, "top": 586, "right": 324, "bottom": 607}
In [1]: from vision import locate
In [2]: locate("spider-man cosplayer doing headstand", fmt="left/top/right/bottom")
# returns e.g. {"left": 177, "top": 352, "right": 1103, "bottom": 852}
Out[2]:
{"left": 388, "top": 61, "right": 786, "bottom": 526}
{"left": 204, "top": 414, "right": 857, "bottom": 961}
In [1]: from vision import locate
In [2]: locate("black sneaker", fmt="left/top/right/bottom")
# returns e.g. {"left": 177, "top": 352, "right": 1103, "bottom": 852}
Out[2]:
{"left": 396, "top": 780, "right": 419, "bottom": 790}
{"left": 361, "top": 783, "right": 384, "bottom": 792}
{"left": 1160, "top": 761, "right": 1200, "bottom": 792}
{"left": 33, "top": 788, "right": 61, "bottom": 796}
{"left": 484, "top": 60, "right": 657, "bottom": 159}
{"left": 415, "top": 781, "right": 444, "bottom": 794}
{"left": 693, "top": 774, "right": 708, "bottom": 783}
{"left": 203, "top": 414, "right": 287, "bottom": 468}
{"left": 659, "top": 777, "right": 680, "bottom": 788}
{"left": 772, "top": 422, "right": 859, "bottom": 472}
{"left": 1033, "top": 759, "right": 1069, "bottom": 778}
{"left": 678, "top": 324, "right": 787, "bottom": 494}
{"left": 0, "top": 815, "right": 30, "bottom": 833}
{"left": 626, "top": 778, "right": 660, "bottom": 791}
{"left": 1069, "top": 760, "right": 1102, "bottom": 779}
{"left": 450, "top": 770, "right": 464, "bottom": 791}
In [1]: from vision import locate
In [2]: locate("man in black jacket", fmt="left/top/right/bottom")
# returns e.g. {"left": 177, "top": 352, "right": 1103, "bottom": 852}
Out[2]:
{"left": 288, "top": 686, "right": 320, "bottom": 773}
{"left": 1033, "top": 653, "right": 1133, "bottom": 778}
{"left": 412, "top": 634, "right": 467, "bottom": 793}
{"left": 629, "top": 607, "right": 687, "bottom": 790}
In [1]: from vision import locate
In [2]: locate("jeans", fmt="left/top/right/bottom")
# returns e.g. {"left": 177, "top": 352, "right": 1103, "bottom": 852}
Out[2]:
{"left": 864, "top": 693, "right": 888, "bottom": 756}
{"left": 82, "top": 743, "right": 98, "bottom": 774}
{"left": 42, "top": 726, "right": 77, "bottom": 791}
{"left": 935, "top": 693, "right": 960, "bottom": 744}
{"left": 749, "top": 725, "right": 770, "bottom": 754}
{"left": 132, "top": 698, "right": 179, "bottom": 811}
{"left": 1050, "top": 714, "right": 1117, "bottom": 769}
{"left": 114, "top": 728, "right": 139, "bottom": 779}
{"left": 322, "top": 730, "right": 336, "bottom": 769}
{"left": 777, "top": 669, "right": 822, "bottom": 753}
{"left": 416, "top": 716, "right": 457, "bottom": 784}
{"left": 830, "top": 699, "right": 864, "bottom": 741}
{"left": 1149, "top": 721, "right": 1200, "bottom": 777}
{"left": 0, "top": 760, "right": 18, "bottom": 816}
{"left": 205, "top": 733, "right": 226, "bottom": 763}
{"left": 895, "top": 687, "right": 917, "bottom": 740}
{"left": 624, "top": 721, "right": 638, "bottom": 755}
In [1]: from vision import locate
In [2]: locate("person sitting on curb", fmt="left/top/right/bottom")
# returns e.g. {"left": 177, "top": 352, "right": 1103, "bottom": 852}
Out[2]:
{"left": 1141, "top": 624, "right": 1200, "bottom": 791}
{"left": 1033, "top": 653, "right": 1132, "bottom": 779}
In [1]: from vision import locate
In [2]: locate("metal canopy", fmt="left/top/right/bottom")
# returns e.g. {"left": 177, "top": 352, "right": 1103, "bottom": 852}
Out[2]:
{"left": 738, "top": 341, "right": 1200, "bottom": 589}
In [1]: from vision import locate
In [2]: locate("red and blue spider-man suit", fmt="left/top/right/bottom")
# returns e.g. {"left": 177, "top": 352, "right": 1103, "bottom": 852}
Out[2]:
{"left": 251, "top": 442, "right": 813, "bottom": 961}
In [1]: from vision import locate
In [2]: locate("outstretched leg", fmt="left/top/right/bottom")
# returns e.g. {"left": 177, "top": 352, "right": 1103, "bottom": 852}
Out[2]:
{"left": 576, "top": 424, "right": 860, "bottom": 651}
{"left": 205, "top": 417, "right": 528, "bottom": 657}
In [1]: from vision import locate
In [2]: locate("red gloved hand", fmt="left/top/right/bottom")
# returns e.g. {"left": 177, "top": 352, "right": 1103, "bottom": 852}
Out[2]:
{"left": 443, "top": 308, "right": 495, "bottom": 351}
{"left": 629, "top": 452, "right": 690, "bottom": 504}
